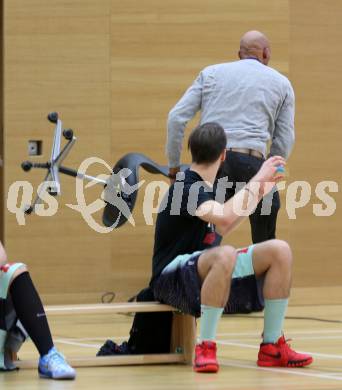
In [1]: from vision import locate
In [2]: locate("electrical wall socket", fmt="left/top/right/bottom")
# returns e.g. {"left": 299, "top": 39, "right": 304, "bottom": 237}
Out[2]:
{"left": 28, "top": 140, "right": 42, "bottom": 156}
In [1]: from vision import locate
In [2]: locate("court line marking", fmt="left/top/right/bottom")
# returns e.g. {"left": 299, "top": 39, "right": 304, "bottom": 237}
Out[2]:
{"left": 216, "top": 329, "right": 342, "bottom": 337}
{"left": 55, "top": 337, "right": 342, "bottom": 361}
{"left": 57, "top": 329, "right": 342, "bottom": 342}
{"left": 54, "top": 337, "right": 342, "bottom": 380}
{"left": 220, "top": 359, "right": 342, "bottom": 382}
{"left": 217, "top": 340, "right": 342, "bottom": 360}
{"left": 53, "top": 340, "right": 342, "bottom": 381}
{"left": 277, "top": 335, "right": 342, "bottom": 341}
{"left": 57, "top": 336, "right": 127, "bottom": 341}
{"left": 55, "top": 339, "right": 102, "bottom": 348}
{"left": 218, "top": 334, "right": 342, "bottom": 341}
{"left": 55, "top": 332, "right": 342, "bottom": 359}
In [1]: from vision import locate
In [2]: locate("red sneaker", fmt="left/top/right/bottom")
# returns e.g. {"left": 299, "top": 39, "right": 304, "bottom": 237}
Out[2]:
{"left": 193, "top": 341, "right": 219, "bottom": 373}
{"left": 257, "top": 336, "right": 313, "bottom": 367}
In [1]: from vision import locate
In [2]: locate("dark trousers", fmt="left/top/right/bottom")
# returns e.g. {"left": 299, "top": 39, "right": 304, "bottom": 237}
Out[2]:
{"left": 216, "top": 151, "right": 281, "bottom": 312}
{"left": 217, "top": 151, "right": 280, "bottom": 243}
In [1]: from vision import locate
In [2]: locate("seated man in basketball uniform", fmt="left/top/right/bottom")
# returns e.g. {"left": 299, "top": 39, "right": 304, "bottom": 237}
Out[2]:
{"left": 150, "top": 122, "right": 313, "bottom": 373}
{"left": 0, "top": 242, "right": 76, "bottom": 379}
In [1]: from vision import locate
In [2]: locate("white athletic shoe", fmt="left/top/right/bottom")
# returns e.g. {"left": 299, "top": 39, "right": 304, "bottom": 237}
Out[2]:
{"left": 38, "top": 347, "right": 76, "bottom": 380}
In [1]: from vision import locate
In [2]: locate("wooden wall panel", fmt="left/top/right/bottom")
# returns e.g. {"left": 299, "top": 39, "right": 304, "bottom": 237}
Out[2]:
{"left": 289, "top": 0, "right": 342, "bottom": 287}
{"left": 109, "top": 0, "right": 289, "bottom": 295}
{"left": 3, "top": 0, "right": 113, "bottom": 300}
{"left": 5, "top": 0, "right": 340, "bottom": 301}
{"left": 2, "top": 0, "right": 291, "bottom": 301}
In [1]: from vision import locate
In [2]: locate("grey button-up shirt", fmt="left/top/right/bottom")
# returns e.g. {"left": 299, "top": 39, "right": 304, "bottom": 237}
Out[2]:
{"left": 167, "top": 59, "right": 295, "bottom": 167}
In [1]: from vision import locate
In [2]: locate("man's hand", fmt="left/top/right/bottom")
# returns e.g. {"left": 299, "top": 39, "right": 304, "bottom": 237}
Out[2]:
{"left": 168, "top": 166, "right": 181, "bottom": 185}
{"left": 252, "top": 156, "right": 286, "bottom": 196}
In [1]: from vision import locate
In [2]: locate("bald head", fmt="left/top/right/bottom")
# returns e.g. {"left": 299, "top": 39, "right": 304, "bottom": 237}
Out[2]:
{"left": 239, "top": 30, "right": 271, "bottom": 65}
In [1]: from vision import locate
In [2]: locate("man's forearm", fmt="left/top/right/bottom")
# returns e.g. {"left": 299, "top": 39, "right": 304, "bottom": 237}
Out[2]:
{"left": 219, "top": 181, "right": 263, "bottom": 235}
{"left": 271, "top": 85, "right": 295, "bottom": 158}
{"left": 166, "top": 72, "right": 204, "bottom": 167}
{"left": 270, "top": 130, "right": 294, "bottom": 159}
{"left": 166, "top": 116, "right": 185, "bottom": 168}
{"left": 197, "top": 156, "right": 284, "bottom": 236}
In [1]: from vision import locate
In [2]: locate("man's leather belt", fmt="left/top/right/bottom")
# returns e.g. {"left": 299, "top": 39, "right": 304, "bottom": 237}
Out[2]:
{"left": 228, "top": 148, "right": 263, "bottom": 159}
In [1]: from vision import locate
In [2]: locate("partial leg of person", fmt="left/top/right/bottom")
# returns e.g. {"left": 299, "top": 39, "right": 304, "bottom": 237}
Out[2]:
{"left": 194, "top": 245, "right": 237, "bottom": 373}
{"left": 152, "top": 246, "right": 236, "bottom": 373}
{"left": 252, "top": 240, "right": 313, "bottom": 367}
{"left": 1, "top": 263, "right": 76, "bottom": 379}
{"left": 218, "top": 151, "right": 279, "bottom": 312}
{"left": 248, "top": 196, "right": 280, "bottom": 310}
{"left": 249, "top": 191, "right": 280, "bottom": 243}
{"left": 9, "top": 268, "right": 54, "bottom": 357}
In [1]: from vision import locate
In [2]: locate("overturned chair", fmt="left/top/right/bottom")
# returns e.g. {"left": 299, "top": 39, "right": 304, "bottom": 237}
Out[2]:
{"left": 21, "top": 112, "right": 188, "bottom": 228}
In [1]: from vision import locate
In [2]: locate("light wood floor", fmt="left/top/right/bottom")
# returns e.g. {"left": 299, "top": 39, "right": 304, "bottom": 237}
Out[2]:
{"left": 1, "top": 303, "right": 342, "bottom": 390}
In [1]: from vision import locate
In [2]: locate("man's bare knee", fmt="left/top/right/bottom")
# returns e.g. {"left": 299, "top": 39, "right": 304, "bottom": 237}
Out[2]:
{"left": 270, "top": 239, "right": 293, "bottom": 269}
{"left": 198, "top": 246, "right": 236, "bottom": 281}
{"left": 213, "top": 246, "right": 237, "bottom": 277}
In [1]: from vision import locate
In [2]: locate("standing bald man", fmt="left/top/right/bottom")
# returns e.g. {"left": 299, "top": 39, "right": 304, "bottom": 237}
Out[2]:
{"left": 166, "top": 31, "right": 295, "bottom": 313}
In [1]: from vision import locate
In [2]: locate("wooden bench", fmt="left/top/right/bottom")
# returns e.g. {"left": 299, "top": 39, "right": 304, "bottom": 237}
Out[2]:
{"left": 16, "top": 302, "right": 196, "bottom": 369}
